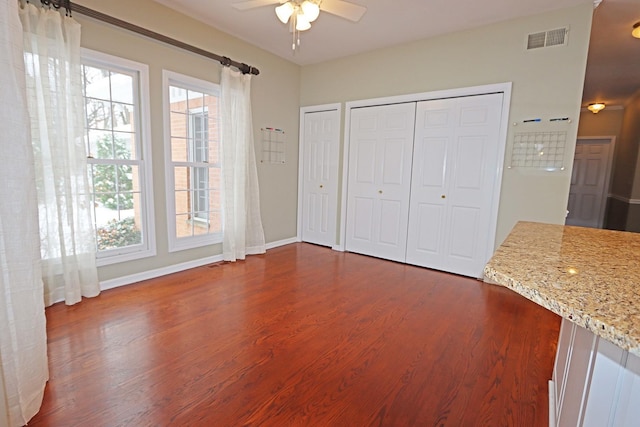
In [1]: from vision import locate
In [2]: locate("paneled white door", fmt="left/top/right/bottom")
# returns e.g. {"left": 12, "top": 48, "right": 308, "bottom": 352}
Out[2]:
{"left": 345, "top": 103, "right": 416, "bottom": 262}
{"left": 405, "top": 93, "right": 503, "bottom": 277}
{"left": 566, "top": 138, "right": 613, "bottom": 229}
{"left": 301, "top": 109, "right": 340, "bottom": 247}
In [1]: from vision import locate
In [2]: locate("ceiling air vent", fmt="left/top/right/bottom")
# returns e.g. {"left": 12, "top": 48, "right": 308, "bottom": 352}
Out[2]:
{"left": 527, "top": 28, "right": 568, "bottom": 50}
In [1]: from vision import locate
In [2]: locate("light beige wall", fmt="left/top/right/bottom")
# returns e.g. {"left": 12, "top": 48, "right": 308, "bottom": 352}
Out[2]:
{"left": 622, "top": 93, "right": 640, "bottom": 231}
{"left": 626, "top": 94, "right": 640, "bottom": 200}
{"left": 577, "top": 108, "right": 624, "bottom": 141}
{"left": 74, "top": 0, "right": 301, "bottom": 281}
{"left": 606, "top": 94, "right": 640, "bottom": 199}
{"left": 301, "top": 4, "right": 593, "bottom": 247}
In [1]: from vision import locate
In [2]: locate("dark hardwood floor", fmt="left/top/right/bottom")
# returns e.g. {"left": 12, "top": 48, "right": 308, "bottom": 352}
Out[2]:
{"left": 28, "top": 243, "right": 560, "bottom": 427}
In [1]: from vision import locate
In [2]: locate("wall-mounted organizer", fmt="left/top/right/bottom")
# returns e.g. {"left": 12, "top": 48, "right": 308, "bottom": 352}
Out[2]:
{"left": 509, "top": 131, "right": 567, "bottom": 171}
{"left": 260, "top": 128, "right": 285, "bottom": 164}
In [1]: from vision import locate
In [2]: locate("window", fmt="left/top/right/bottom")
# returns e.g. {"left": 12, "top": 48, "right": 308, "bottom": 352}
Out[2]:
{"left": 190, "top": 109, "right": 209, "bottom": 221}
{"left": 163, "top": 71, "right": 222, "bottom": 251}
{"left": 81, "top": 49, "right": 155, "bottom": 265}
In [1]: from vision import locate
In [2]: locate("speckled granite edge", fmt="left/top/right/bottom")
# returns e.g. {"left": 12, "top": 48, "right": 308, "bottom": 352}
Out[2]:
{"left": 484, "top": 222, "right": 640, "bottom": 356}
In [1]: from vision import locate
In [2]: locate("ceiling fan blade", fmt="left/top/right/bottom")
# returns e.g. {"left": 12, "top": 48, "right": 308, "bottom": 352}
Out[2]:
{"left": 320, "top": 0, "right": 366, "bottom": 22}
{"left": 232, "top": 0, "right": 283, "bottom": 11}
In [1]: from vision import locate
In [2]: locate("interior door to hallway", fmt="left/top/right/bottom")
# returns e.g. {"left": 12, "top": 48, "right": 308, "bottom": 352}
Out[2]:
{"left": 566, "top": 137, "right": 614, "bottom": 229}
{"left": 301, "top": 109, "right": 340, "bottom": 247}
{"left": 345, "top": 102, "right": 416, "bottom": 262}
{"left": 405, "top": 93, "right": 504, "bottom": 278}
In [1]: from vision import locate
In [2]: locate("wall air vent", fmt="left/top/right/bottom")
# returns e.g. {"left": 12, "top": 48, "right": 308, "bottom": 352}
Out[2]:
{"left": 527, "top": 28, "right": 568, "bottom": 50}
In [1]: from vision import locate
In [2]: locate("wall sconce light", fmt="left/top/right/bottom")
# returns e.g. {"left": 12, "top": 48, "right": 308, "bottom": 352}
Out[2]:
{"left": 587, "top": 103, "right": 606, "bottom": 114}
{"left": 633, "top": 22, "right": 640, "bottom": 39}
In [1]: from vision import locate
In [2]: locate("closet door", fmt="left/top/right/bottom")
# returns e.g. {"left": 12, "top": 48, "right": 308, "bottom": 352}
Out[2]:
{"left": 406, "top": 93, "right": 503, "bottom": 277}
{"left": 345, "top": 103, "right": 416, "bottom": 262}
{"left": 301, "top": 109, "right": 340, "bottom": 247}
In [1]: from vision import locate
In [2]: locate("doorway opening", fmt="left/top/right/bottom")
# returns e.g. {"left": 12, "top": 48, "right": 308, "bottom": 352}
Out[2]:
{"left": 566, "top": 136, "right": 615, "bottom": 229}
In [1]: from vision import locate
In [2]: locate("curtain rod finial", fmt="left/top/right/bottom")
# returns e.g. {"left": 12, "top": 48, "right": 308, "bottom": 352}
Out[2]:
{"left": 240, "top": 64, "right": 259, "bottom": 75}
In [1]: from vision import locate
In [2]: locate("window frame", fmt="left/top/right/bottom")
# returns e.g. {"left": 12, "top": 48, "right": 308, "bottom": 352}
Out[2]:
{"left": 81, "top": 48, "right": 156, "bottom": 266}
{"left": 163, "top": 70, "right": 222, "bottom": 252}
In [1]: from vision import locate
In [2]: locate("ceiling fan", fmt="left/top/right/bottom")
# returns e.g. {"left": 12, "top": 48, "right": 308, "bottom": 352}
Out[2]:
{"left": 232, "top": 0, "right": 367, "bottom": 23}
{"left": 232, "top": 0, "right": 366, "bottom": 50}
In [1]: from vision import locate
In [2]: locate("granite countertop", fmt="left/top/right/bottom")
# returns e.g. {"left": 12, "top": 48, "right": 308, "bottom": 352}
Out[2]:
{"left": 484, "top": 221, "right": 640, "bottom": 356}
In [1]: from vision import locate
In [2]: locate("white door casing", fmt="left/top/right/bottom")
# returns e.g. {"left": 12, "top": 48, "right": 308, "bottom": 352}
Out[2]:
{"left": 406, "top": 93, "right": 504, "bottom": 277}
{"left": 298, "top": 105, "right": 341, "bottom": 247}
{"left": 345, "top": 102, "right": 416, "bottom": 262}
{"left": 566, "top": 137, "right": 615, "bottom": 229}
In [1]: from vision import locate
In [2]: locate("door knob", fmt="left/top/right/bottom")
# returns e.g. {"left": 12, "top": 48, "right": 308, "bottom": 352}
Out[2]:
{"left": 320, "top": 184, "right": 324, "bottom": 188}
{"left": 441, "top": 195, "right": 446, "bottom": 199}
{"left": 378, "top": 190, "right": 383, "bottom": 194}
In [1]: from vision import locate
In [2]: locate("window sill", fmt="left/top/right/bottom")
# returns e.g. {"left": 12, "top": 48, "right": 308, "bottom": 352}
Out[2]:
{"left": 96, "top": 246, "right": 157, "bottom": 267}
{"left": 168, "top": 233, "right": 223, "bottom": 253}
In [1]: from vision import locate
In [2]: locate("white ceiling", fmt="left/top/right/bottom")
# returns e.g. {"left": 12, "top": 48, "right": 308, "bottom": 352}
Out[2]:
{"left": 153, "top": 0, "right": 593, "bottom": 65}
{"left": 153, "top": 0, "right": 640, "bottom": 107}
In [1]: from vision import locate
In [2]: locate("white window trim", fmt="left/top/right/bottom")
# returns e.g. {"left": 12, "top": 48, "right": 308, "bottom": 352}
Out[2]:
{"left": 162, "top": 70, "right": 222, "bottom": 252}
{"left": 81, "top": 48, "right": 156, "bottom": 266}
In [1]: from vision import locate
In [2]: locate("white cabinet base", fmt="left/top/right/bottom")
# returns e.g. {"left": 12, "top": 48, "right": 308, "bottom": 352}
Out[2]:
{"left": 551, "top": 318, "right": 640, "bottom": 427}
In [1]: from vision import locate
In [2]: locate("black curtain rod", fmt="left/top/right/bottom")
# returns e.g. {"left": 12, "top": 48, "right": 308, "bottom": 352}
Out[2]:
{"left": 56, "top": 1, "right": 260, "bottom": 75}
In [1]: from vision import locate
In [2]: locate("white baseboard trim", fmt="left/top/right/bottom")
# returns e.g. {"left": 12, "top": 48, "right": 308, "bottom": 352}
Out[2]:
{"left": 266, "top": 237, "right": 298, "bottom": 249}
{"left": 548, "top": 380, "right": 556, "bottom": 427}
{"left": 100, "top": 254, "right": 224, "bottom": 292}
{"left": 100, "top": 237, "right": 299, "bottom": 292}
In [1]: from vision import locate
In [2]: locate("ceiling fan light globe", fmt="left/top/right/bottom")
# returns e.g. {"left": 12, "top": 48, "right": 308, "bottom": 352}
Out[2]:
{"left": 296, "top": 13, "right": 311, "bottom": 31}
{"left": 275, "top": 2, "right": 294, "bottom": 24}
{"left": 301, "top": 1, "right": 320, "bottom": 22}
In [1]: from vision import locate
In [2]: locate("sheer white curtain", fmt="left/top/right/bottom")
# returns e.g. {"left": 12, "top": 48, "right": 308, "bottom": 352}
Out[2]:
{"left": 0, "top": 1, "right": 48, "bottom": 426}
{"left": 220, "top": 67, "right": 266, "bottom": 261}
{"left": 20, "top": 1, "right": 99, "bottom": 306}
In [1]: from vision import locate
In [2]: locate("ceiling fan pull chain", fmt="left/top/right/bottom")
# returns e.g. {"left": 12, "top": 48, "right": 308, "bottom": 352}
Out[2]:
{"left": 291, "top": 11, "right": 300, "bottom": 51}
{"left": 292, "top": 19, "right": 296, "bottom": 50}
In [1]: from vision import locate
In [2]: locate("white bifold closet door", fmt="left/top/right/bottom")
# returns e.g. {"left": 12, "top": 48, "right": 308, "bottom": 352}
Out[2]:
{"left": 345, "top": 93, "right": 504, "bottom": 278}
{"left": 405, "top": 93, "right": 503, "bottom": 277}
{"left": 345, "top": 103, "right": 416, "bottom": 262}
